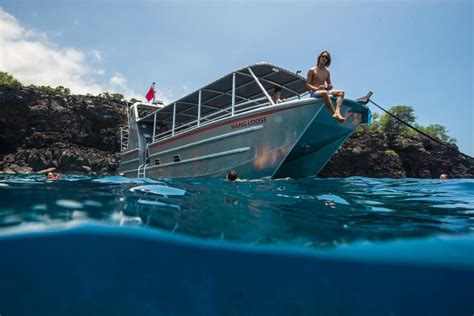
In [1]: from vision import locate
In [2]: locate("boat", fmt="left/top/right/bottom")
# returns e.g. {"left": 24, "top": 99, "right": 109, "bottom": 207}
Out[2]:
{"left": 118, "top": 62, "right": 371, "bottom": 179}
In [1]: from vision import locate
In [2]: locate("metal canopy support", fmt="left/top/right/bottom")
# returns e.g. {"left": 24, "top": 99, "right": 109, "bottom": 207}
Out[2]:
{"left": 172, "top": 103, "right": 176, "bottom": 136}
{"left": 133, "top": 103, "right": 139, "bottom": 120}
{"left": 197, "top": 90, "right": 202, "bottom": 127}
{"left": 126, "top": 101, "right": 130, "bottom": 125}
{"left": 201, "top": 88, "right": 249, "bottom": 102}
{"left": 152, "top": 112, "right": 157, "bottom": 141}
{"left": 190, "top": 70, "right": 278, "bottom": 113}
{"left": 139, "top": 70, "right": 282, "bottom": 123}
{"left": 194, "top": 88, "right": 260, "bottom": 110}
{"left": 176, "top": 101, "right": 225, "bottom": 112}
{"left": 248, "top": 67, "right": 274, "bottom": 105}
{"left": 231, "top": 73, "right": 236, "bottom": 116}
{"left": 137, "top": 63, "right": 308, "bottom": 124}
{"left": 120, "top": 127, "right": 123, "bottom": 150}
{"left": 236, "top": 71, "right": 301, "bottom": 97}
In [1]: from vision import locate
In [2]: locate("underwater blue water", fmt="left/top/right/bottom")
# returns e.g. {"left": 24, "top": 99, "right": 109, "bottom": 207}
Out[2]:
{"left": 0, "top": 175, "right": 473, "bottom": 316}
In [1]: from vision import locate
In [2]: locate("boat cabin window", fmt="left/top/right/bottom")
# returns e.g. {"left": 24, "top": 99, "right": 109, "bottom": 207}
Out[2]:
{"left": 173, "top": 155, "right": 181, "bottom": 162}
{"left": 154, "top": 158, "right": 160, "bottom": 165}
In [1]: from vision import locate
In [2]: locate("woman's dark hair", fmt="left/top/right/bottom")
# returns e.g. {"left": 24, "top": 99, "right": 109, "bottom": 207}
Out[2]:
{"left": 274, "top": 87, "right": 282, "bottom": 93}
{"left": 317, "top": 50, "right": 331, "bottom": 67}
{"left": 226, "top": 170, "right": 238, "bottom": 181}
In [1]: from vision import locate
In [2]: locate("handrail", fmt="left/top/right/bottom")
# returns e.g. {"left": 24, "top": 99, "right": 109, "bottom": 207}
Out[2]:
{"left": 151, "top": 98, "right": 275, "bottom": 144}
{"left": 152, "top": 98, "right": 259, "bottom": 142}
{"left": 149, "top": 92, "right": 308, "bottom": 144}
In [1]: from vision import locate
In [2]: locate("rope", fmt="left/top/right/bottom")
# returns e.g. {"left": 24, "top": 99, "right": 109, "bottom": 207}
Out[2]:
{"left": 368, "top": 99, "right": 473, "bottom": 160}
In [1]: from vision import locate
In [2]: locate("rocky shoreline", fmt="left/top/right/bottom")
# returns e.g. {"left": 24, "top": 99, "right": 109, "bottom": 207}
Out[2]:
{"left": 1, "top": 85, "right": 472, "bottom": 178}
{"left": 0, "top": 85, "right": 126, "bottom": 175}
{"left": 319, "top": 131, "right": 473, "bottom": 178}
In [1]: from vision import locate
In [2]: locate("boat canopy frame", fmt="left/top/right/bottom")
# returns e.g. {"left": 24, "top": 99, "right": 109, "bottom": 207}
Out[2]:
{"left": 129, "top": 62, "right": 309, "bottom": 145}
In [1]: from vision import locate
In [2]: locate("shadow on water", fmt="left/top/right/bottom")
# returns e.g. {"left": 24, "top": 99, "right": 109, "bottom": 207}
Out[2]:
{"left": 1, "top": 174, "right": 472, "bottom": 248}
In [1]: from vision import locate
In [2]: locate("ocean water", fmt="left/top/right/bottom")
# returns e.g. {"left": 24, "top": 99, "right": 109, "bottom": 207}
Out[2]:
{"left": 0, "top": 175, "right": 473, "bottom": 316}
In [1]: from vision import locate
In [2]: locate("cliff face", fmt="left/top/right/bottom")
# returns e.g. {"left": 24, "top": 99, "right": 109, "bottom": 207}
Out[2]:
{"left": 319, "top": 131, "right": 474, "bottom": 178}
{"left": 0, "top": 85, "right": 472, "bottom": 177}
{"left": 0, "top": 85, "right": 127, "bottom": 174}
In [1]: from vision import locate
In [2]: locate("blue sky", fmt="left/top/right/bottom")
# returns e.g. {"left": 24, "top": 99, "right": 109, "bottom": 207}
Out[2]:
{"left": 0, "top": 0, "right": 472, "bottom": 156}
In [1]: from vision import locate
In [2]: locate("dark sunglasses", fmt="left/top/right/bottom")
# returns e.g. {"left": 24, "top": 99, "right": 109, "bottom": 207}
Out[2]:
{"left": 321, "top": 55, "right": 329, "bottom": 59}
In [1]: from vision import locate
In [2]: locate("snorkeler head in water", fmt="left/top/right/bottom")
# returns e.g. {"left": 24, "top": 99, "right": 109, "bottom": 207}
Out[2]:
{"left": 226, "top": 170, "right": 238, "bottom": 181}
{"left": 47, "top": 172, "right": 61, "bottom": 181}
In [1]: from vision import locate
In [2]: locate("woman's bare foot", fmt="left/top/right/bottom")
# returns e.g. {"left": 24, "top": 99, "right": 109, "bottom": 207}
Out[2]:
{"left": 333, "top": 112, "right": 346, "bottom": 123}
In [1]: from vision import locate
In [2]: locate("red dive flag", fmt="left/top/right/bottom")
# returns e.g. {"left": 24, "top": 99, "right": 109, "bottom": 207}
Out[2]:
{"left": 145, "top": 82, "right": 155, "bottom": 102}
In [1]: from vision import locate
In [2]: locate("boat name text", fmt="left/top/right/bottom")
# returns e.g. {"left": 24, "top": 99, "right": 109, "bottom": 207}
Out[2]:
{"left": 231, "top": 117, "right": 266, "bottom": 129}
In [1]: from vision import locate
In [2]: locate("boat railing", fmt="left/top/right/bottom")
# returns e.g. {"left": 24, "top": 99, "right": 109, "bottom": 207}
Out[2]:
{"left": 124, "top": 92, "right": 301, "bottom": 150}
{"left": 234, "top": 100, "right": 269, "bottom": 115}
{"left": 151, "top": 96, "right": 271, "bottom": 143}
{"left": 132, "top": 63, "right": 313, "bottom": 151}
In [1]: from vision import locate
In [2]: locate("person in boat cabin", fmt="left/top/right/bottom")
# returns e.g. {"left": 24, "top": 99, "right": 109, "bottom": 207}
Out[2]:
{"left": 271, "top": 87, "right": 286, "bottom": 105}
{"left": 159, "top": 125, "right": 168, "bottom": 134}
{"left": 306, "top": 51, "right": 346, "bottom": 123}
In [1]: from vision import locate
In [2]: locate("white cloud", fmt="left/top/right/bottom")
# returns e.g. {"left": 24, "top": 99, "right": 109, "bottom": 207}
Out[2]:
{"left": 1, "top": 9, "right": 23, "bottom": 39}
{"left": 0, "top": 8, "right": 103, "bottom": 94}
{"left": 110, "top": 72, "right": 128, "bottom": 90}
{"left": 0, "top": 8, "right": 145, "bottom": 100}
{"left": 154, "top": 87, "right": 173, "bottom": 105}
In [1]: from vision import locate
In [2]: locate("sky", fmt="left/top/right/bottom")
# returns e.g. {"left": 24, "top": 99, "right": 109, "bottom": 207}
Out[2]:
{"left": 0, "top": 0, "right": 472, "bottom": 156}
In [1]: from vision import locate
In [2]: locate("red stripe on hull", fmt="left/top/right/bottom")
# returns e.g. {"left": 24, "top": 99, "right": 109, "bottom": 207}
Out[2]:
{"left": 120, "top": 148, "right": 139, "bottom": 158}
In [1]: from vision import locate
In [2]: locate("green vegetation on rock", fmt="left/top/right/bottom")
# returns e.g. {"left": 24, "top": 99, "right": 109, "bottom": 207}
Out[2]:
{"left": 36, "top": 85, "right": 71, "bottom": 96}
{"left": 98, "top": 92, "right": 125, "bottom": 101}
{"left": 379, "top": 105, "right": 416, "bottom": 135}
{"left": 359, "top": 105, "right": 456, "bottom": 145}
{"left": 416, "top": 124, "right": 457, "bottom": 144}
{"left": 0, "top": 71, "right": 21, "bottom": 87}
{"left": 384, "top": 149, "right": 399, "bottom": 157}
{"left": 129, "top": 98, "right": 143, "bottom": 103}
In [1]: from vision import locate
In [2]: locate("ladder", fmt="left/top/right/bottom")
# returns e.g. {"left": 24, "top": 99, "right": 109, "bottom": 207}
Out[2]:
{"left": 137, "top": 163, "right": 148, "bottom": 178}
{"left": 120, "top": 127, "right": 129, "bottom": 150}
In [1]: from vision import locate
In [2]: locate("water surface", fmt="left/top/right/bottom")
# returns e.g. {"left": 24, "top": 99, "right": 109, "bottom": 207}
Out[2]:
{"left": 0, "top": 175, "right": 473, "bottom": 316}
{"left": 1, "top": 175, "right": 473, "bottom": 247}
